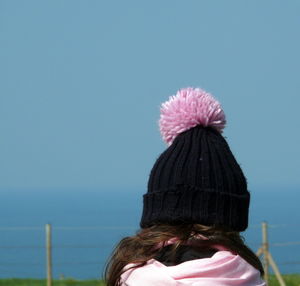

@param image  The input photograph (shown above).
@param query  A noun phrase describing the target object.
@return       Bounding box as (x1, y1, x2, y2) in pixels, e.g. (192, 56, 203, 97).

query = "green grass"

(268, 274, 300, 286)
(0, 279, 105, 286)
(0, 275, 300, 286)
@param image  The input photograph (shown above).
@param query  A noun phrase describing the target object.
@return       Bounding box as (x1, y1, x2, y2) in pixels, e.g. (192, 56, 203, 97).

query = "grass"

(269, 274, 300, 286)
(0, 275, 300, 286)
(0, 279, 105, 286)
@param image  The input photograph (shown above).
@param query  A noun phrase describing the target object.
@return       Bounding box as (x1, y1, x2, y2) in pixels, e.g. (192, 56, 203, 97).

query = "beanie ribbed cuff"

(140, 186, 250, 232)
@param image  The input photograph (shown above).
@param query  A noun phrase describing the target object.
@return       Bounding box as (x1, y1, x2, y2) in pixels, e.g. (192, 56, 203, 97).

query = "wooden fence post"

(262, 221, 269, 285)
(46, 223, 52, 286)
(257, 222, 286, 286)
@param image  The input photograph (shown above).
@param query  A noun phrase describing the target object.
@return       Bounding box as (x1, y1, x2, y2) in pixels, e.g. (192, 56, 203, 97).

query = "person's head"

(105, 87, 262, 285)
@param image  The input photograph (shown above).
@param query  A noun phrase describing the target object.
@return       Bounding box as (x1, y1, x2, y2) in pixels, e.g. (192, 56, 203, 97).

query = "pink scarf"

(120, 250, 266, 286)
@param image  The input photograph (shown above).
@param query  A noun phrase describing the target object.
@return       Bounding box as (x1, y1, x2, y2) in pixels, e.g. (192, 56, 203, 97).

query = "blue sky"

(1, 0, 299, 193)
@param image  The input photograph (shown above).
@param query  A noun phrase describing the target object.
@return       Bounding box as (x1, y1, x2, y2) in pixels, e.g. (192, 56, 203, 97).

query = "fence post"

(257, 221, 286, 286)
(268, 252, 286, 286)
(46, 223, 52, 286)
(262, 222, 269, 285)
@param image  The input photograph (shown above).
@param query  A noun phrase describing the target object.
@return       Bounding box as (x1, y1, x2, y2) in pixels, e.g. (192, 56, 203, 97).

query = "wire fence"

(0, 223, 299, 278)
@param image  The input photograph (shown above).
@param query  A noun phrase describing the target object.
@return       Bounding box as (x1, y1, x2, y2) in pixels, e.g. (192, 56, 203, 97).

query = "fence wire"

(0, 223, 300, 275)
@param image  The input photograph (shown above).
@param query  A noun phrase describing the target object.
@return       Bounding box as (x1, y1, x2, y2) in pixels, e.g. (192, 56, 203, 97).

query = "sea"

(0, 187, 299, 279)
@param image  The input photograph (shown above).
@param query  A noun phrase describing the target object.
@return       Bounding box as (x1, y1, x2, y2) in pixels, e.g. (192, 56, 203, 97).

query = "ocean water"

(0, 188, 299, 279)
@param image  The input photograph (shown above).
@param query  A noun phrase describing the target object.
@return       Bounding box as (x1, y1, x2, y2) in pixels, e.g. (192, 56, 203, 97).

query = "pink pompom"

(159, 87, 226, 145)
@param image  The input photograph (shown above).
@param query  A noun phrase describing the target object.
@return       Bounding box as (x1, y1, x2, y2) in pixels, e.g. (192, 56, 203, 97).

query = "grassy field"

(269, 274, 300, 286)
(0, 279, 105, 286)
(1, 275, 300, 286)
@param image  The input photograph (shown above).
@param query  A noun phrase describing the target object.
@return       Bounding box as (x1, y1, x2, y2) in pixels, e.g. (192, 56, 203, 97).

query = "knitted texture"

(160, 87, 226, 145)
(140, 88, 250, 231)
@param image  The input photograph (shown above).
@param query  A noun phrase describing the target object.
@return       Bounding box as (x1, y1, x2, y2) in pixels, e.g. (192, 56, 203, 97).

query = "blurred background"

(0, 0, 299, 279)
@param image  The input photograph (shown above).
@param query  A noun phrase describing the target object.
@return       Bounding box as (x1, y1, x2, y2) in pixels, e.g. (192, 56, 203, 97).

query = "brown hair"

(105, 224, 263, 286)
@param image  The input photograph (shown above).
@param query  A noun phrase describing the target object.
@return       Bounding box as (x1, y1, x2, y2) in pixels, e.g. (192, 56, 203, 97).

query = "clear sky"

(1, 0, 299, 193)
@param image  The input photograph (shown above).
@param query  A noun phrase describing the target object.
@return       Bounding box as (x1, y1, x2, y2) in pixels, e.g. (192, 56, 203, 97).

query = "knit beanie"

(140, 87, 250, 231)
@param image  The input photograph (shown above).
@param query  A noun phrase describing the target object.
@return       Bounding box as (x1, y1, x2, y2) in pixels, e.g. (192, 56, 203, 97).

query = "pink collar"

(121, 250, 266, 286)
